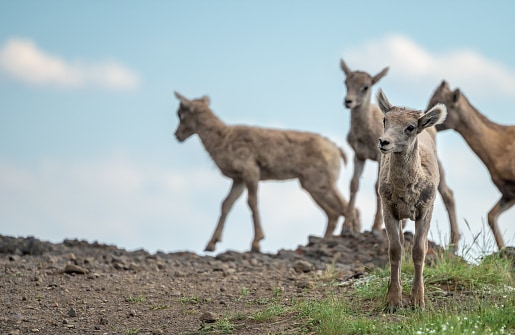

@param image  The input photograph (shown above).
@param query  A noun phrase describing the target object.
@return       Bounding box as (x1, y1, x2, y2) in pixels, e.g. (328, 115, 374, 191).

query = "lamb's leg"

(301, 173, 352, 237)
(384, 210, 403, 312)
(411, 210, 432, 308)
(487, 197, 515, 250)
(310, 188, 344, 237)
(371, 165, 383, 235)
(437, 159, 460, 249)
(204, 181, 245, 252)
(342, 156, 365, 234)
(244, 169, 264, 253)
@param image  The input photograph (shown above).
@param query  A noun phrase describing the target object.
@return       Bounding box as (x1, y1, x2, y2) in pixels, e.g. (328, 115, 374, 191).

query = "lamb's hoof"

(340, 226, 356, 237)
(250, 243, 261, 253)
(383, 303, 399, 314)
(204, 243, 216, 252)
(372, 229, 385, 240)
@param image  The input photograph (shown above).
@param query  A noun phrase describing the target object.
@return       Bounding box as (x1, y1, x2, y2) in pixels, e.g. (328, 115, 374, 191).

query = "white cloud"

(343, 34, 515, 98)
(0, 38, 140, 90)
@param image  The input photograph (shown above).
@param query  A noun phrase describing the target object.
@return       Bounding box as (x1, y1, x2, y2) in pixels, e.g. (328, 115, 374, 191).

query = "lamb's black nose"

(378, 138, 389, 147)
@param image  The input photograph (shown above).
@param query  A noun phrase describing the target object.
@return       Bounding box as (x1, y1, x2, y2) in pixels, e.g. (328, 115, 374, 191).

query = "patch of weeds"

(237, 286, 249, 301)
(180, 295, 200, 304)
(126, 295, 145, 303)
(250, 304, 285, 322)
(125, 328, 140, 335)
(273, 286, 284, 298)
(199, 317, 235, 334)
(233, 311, 246, 321)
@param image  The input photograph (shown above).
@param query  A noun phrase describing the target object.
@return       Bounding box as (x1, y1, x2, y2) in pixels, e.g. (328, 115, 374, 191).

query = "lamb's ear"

(452, 89, 461, 104)
(418, 103, 447, 132)
(200, 95, 211, 105)
(340, 58, 351, 76)
(372, 67, 389, 85)
(174, 91, 189, 104)
(376, 89, 392, 115)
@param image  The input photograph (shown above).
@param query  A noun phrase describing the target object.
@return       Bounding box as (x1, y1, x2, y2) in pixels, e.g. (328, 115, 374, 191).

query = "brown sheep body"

(174, 92, 353, 252)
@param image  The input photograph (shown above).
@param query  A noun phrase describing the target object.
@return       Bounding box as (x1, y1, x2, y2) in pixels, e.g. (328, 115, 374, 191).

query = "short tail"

(339, 147, 348, 166)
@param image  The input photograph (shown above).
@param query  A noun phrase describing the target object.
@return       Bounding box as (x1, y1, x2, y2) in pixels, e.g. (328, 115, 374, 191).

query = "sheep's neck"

(454, 101, 501, 170)
(196, 111, 229, 158)
(350, 100, 373, 126)
(388, 142, 422, 185)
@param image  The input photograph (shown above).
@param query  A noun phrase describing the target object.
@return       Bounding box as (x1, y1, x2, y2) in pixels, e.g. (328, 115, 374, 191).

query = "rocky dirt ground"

(0, 232, 442, 334)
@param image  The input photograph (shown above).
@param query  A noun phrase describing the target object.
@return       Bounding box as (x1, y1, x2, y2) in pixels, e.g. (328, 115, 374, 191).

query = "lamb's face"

(174, 102, 198, 142)
(378, 109, 421, 154)
(376, 89, 446, 154)
(174, 93, 210, 142)
(343, 71, 374, 109)
(428, 81, 461, 132)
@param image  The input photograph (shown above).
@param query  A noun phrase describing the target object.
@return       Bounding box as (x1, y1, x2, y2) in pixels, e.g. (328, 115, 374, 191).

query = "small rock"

(199, 311, 217, 323)
(98, 317, 108, 325)
(67, 307, 77, 317)
(8, 255, 21, 262)
(63, 264, 88, 275)
(293, 260, 314, 273)
(296, 278, 316, 289)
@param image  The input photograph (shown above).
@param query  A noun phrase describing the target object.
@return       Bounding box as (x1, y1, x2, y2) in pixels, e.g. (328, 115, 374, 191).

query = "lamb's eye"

(406, 125, 415, 132)
(362, 86, 369, 92)
(382, 118, 386, 127)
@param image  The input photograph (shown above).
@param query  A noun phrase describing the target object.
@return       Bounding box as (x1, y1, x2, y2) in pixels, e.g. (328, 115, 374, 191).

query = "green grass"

(125, 295, 146, 303)
(195, 230, 515, 334)
(294, 250, 515, 335)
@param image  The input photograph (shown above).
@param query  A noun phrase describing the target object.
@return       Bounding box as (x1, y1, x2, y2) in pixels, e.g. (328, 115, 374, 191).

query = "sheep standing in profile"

(428, 81, 515, 250)
(174, 92, 354, 252)
(376, 90, 447, 311)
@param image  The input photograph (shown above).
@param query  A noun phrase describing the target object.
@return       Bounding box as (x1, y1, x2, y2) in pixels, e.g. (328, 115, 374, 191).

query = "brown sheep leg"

(411, 211, 431, 308)
(244, 171, 264, 253)
(437, 159, 460, 249)
(342, 156, 365, 234)
(487, 197, 515, 250)
(371, 175, 384, 234)
(384, 211, 403, 312)
(205, 181, 245, 252)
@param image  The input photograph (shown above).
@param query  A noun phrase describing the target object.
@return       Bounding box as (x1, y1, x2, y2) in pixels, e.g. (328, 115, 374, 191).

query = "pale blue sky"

(1, 1, 514, 256)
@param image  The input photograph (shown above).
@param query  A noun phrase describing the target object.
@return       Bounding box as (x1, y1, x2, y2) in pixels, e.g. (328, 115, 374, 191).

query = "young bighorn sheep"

(377, 90, 447, 311)
(340, 59, 460, 247)
(174, 92, 354, 252)
(428, 81, 515, 250)
(339, 59, 388, 234)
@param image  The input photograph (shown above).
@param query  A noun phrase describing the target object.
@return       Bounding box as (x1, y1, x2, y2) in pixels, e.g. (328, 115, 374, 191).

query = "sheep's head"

(377, 89, 447, 154)
(427, 80, 464, 132)
(340, 58, 389, 109)
(174, 92, 211, 142)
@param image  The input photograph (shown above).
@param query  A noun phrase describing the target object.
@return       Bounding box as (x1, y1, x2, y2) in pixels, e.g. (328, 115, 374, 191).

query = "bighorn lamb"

(174, 92, 353, 252)
(428, 81, 515, 250)
(377, 89, 447, 310)
(340, 59, 460, 247)
(339, 58, 388, 234)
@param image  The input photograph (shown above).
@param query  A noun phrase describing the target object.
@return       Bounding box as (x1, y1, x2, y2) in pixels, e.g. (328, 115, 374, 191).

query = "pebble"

(199, 311, 217, 323)
(67, 307, 77, 317)
(63, 264, 88, 275)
